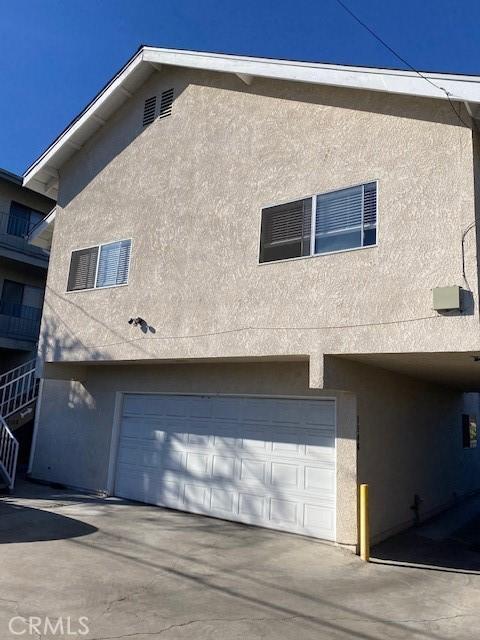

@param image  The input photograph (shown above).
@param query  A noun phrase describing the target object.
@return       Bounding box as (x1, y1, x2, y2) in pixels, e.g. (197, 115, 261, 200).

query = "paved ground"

(1, 480, 480, 639)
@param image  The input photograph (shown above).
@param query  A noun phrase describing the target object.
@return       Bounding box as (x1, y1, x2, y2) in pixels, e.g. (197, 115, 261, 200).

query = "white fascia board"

(143, 47, 480, 103)
(28, 207, 56, 249)
(23, 46, 480, 195)
(23, 49, 145, 191)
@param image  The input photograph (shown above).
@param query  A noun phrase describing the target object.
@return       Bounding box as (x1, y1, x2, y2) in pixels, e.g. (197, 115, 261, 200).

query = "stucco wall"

(31, 357, 480, 545)
(30, 360, 358, 547)
(38, 67, 480, 368)
(325, 356, 480, 542)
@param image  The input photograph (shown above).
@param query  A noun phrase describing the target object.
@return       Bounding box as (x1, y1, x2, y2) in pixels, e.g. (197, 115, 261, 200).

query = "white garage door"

(114, 394, 336, 540)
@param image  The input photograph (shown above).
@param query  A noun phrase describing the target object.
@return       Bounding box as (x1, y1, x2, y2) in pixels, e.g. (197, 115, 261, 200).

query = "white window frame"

(259, 180, 378, 265)
(66, 238, 133, 293)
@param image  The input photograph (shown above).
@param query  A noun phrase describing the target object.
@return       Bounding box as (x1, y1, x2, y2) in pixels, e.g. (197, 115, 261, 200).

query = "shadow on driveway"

(0, 502, 97, 544)
(371, 498, 480, 575)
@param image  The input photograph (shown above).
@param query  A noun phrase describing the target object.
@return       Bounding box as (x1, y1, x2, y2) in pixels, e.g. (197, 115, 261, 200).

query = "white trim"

(65, 282, 129, 295)
(260, 178, 379, 211)
(258, 240, 377, 266)
(27, 378, 44, 474)
(115, 390, 337, 401)
(236, 73, 254, 86)
(106, 392, 124, 495)
(360, 183, 365, 246)
(309, 194, 317, 256)
(24, 49, 145, 190)
(27, 207, 56, 249)
(333, 395, 338, 543)
(23, 46, 480, 196)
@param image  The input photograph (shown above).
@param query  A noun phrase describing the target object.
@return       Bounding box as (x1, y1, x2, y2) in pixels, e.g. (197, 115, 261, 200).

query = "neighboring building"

(0, 168, 55, 372)
(23, 47, 480, 549)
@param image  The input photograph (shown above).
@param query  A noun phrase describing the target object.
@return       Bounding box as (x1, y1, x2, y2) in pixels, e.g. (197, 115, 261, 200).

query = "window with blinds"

(259, 198, 312, 263)
(67, 240, 131, 291)
(67, 246, 99, 291)
(259, 182, 377, 263)
(96, 240, 131, 288)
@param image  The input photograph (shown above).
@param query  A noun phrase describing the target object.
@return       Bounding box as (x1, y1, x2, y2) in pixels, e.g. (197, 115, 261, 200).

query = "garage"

(113, 393, 336, 540)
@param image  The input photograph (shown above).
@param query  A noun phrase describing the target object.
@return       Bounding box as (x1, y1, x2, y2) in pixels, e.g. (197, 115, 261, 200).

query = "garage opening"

(113, 393, 336, 540)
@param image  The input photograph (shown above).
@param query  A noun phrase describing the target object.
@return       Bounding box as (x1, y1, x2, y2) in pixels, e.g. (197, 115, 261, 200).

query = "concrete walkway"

(1, 480, 480, 639)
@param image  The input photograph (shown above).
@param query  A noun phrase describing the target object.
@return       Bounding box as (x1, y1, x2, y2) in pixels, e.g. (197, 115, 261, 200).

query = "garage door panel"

(271, 461, 300, 489)
(184, 483, 208, 509)
(212, 455, 236, 479)
(239, 458, 267, 483)
(210, 488, 237, 513)
(240, 433, 269, 451)
(269, 497, 298, 525)
(303, 503, 335, 534)
(115, 394, 336, 541)
(185, 452, 209, 475)
(305, 466, 335, 493)
(239, 492, 265, 519)
(213, 433, 238, 448)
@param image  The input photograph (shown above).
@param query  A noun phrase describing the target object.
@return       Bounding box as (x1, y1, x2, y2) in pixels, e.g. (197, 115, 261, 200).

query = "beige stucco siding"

(31, 361, 358, 546)
(327, 356, 480, 541)
(31, 359, 480, 546)
(38, 67, 479, 368)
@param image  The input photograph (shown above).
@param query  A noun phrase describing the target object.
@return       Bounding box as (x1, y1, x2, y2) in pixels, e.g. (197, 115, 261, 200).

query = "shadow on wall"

(39, 287, 160, 365)
(59, 65, 468, 210)
(59, 79, 187, 208)
(38, 298, 111, 365)
(0, 503, 97, 544)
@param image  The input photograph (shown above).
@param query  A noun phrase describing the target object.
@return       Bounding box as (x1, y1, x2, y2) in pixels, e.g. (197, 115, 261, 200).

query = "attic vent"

(159, 88, 174, 118)
(143, 96, 157, 126)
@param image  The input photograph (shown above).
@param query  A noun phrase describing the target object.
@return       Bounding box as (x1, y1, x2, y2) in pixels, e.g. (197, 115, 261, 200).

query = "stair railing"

(0, 359, 38, 489)
(0, 417, 19, 489)
(0, 358, 38, 420)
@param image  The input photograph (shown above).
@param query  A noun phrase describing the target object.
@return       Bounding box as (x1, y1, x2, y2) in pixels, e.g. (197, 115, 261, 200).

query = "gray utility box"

(432, 285, 462, 311)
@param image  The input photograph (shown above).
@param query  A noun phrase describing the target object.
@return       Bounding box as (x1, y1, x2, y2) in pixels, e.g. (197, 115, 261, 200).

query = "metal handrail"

(0, 416, 19, 489)
(0, 368, 39, 419)
(0, 359, 36, 388)
(0, 210, 49, 258)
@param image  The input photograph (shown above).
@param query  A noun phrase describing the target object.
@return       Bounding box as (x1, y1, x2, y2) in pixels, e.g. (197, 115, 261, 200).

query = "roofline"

(23, 46, 480, 196)
(24, 47, 144, 178)
(0, 167, 23, 186)
(27, 206, 56, 249)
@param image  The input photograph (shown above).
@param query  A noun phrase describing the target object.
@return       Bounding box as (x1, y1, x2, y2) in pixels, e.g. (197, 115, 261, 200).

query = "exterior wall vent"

(143, 96, 157, 126)
(159, 88, 174, 119)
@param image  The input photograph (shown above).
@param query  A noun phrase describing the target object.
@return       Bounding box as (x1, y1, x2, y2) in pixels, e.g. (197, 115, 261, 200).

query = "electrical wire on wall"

(334, 0, 471, 128)
(334, 0, 477, 292)
(43, 7, 479, 359)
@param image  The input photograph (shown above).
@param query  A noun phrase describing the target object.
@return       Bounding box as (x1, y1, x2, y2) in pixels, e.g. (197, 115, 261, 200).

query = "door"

(114, 394, 336, 540)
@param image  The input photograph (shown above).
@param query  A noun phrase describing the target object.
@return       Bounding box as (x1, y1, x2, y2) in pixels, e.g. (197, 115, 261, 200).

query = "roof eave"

(23, 46, 480, 197)
(28, 207, 56, 250)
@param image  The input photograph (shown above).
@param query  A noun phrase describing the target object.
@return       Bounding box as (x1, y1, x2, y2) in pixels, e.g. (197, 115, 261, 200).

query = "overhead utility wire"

(334, 0, 471, 128)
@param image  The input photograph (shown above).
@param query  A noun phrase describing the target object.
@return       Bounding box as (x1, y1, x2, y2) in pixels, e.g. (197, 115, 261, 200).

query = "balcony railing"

(0, 211, 49, 261)
(0, 302, 41, 343)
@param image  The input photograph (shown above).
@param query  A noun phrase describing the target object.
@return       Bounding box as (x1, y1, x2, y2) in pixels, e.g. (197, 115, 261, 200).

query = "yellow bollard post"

(359, 483, 370, 561)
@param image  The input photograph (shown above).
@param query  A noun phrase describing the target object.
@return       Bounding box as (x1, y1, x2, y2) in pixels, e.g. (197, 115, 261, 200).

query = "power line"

(334, 0, 471, 128)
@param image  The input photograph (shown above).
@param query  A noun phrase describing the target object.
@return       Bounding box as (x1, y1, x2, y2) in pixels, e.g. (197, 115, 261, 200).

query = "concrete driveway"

(1, 480, 480, 639)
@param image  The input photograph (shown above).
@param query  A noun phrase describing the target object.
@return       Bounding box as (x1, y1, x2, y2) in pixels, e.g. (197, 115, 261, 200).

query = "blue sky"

(0, 0, 478, 174)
